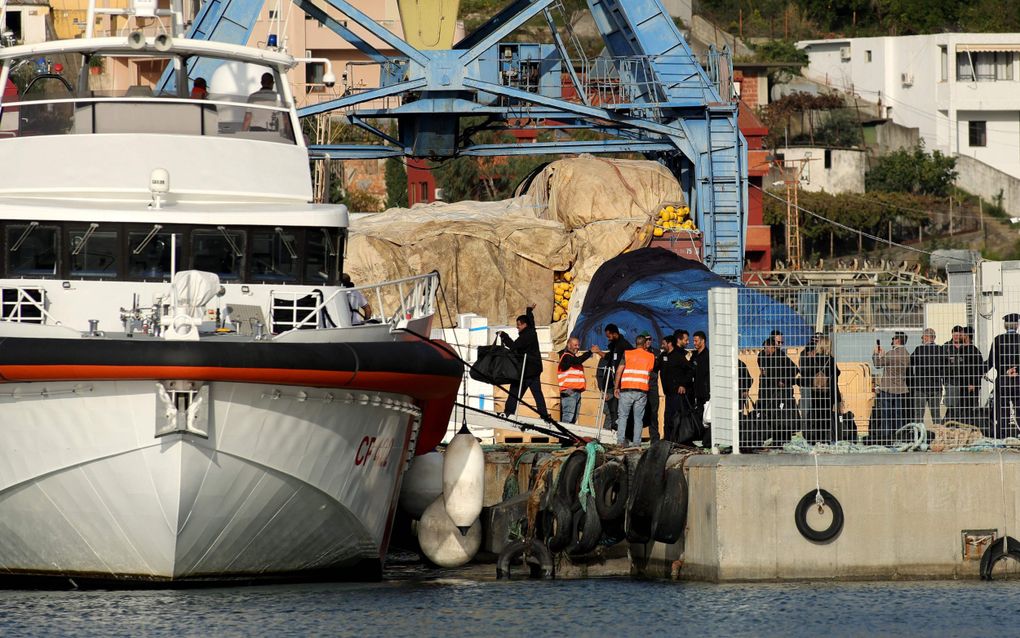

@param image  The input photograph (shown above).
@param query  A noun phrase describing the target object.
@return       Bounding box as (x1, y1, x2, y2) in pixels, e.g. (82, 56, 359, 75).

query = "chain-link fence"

(705, 283, 1019, 450)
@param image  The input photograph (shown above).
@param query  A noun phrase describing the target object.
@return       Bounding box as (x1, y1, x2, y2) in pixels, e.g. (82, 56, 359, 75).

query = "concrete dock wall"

(664, 453, 1020, 581)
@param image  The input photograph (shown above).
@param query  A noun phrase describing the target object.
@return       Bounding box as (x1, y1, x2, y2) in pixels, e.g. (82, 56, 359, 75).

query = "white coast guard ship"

(0, 0, 461, 583)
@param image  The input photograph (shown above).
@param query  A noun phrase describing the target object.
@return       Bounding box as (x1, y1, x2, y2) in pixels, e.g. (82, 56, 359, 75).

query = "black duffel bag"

(671, 395, 704, 445)
(470, 340, 522, 386)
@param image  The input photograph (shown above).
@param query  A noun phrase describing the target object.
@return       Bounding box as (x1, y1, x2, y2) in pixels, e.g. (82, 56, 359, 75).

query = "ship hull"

(0, 378, 426, 583)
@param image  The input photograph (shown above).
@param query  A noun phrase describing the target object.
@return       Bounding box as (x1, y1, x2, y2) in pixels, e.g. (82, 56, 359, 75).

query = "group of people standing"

(871, 315, 1020, 441)
(751, 330, 841, 446)
(559, 324, 710, 447)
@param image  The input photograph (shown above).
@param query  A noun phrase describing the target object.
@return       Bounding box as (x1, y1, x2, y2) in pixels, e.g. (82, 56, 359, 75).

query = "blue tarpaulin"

(572, 248, 812, 349)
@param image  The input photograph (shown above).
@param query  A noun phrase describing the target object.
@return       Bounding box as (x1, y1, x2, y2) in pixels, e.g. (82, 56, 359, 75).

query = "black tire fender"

(567, 493, 603, 556)
(496, 539, 555, 580)
(556, 450, 589, 507)
(794, 489, 844, 543)
(544, 494, 575, 553)
(652, 466, 689, 544)
(628, 440, 672, 520)
(980, 536, 1020, 580)
(593, 461, 629, 522)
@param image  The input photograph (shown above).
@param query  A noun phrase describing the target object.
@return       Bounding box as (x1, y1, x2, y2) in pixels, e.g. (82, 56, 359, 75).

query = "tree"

(866, 147, 957, 196)
(384, 158, 408, 209)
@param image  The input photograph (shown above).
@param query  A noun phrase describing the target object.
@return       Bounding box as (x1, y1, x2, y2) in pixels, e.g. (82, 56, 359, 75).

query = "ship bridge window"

(251, 227, 299, 282)
(6, 223, 59, 277)
(70, 225, 119, 278)
(128, 226, 181, 281)
(304, 228, 342, 284)
(191, 228, 246, 281)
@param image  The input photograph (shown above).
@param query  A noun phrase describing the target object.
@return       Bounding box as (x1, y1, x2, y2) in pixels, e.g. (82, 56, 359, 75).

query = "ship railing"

(287, 271, 440, 332)
(0, 286, 60, 326)
(0, 96, 297, 144)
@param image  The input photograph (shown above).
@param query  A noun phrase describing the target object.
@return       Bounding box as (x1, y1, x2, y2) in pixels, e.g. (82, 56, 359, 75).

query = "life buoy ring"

(496, 539, 554, 579)
(652, 465, 688, 544)
(567, 493, 602, 556)
(593, 461, 628, 522)
(980, 536, 1020, 580)
(794, 489, 844, 543)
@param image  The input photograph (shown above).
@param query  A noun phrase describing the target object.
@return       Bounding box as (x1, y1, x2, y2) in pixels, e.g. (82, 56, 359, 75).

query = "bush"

(866, 146, 957, 196)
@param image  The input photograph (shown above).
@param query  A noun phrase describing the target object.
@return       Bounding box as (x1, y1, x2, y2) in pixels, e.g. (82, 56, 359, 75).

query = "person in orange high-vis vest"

(557, 336, 599, 424)
(614, 335, 656, 445)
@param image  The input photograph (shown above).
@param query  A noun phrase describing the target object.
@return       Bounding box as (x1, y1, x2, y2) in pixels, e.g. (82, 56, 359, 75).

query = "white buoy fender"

(442, 428, 485, 533)
(417, 496, 482, 568)
(399, 451, 444, 519)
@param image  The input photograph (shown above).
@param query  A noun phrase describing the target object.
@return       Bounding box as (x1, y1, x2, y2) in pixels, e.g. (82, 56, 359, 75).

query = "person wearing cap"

(988, 313, 1020, 437)
(873, 332, 910, 444)
(909, 327, 945, 426)
(942, 325, 966, 417)
(641, 333, 661, 443)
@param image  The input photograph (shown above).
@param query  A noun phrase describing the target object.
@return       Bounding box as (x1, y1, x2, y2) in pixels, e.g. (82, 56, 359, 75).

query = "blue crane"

(165, 0, 747, 279)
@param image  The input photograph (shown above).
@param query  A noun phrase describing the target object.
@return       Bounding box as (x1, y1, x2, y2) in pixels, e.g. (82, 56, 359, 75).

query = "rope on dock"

(577, 441, 605, 512)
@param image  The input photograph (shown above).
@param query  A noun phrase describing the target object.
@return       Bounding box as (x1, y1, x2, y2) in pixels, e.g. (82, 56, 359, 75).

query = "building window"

(418, 182, 428, 202)
(305, 61, 325, 93)
(865, 50, 872, 62)
(268, 9, 277, 18)
(824, 149, 832, 169)
(940, 46, 948, 81)
(969, 120, 987, 147)
(957, 51, 1016, 82)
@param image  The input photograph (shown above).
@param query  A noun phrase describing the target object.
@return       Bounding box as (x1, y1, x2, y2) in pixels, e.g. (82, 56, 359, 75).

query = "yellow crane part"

(397, 0, 461, 50)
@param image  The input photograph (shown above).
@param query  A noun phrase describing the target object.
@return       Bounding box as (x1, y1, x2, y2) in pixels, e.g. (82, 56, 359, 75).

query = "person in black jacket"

(498, 304, 551, 421)
(988, 314, 1020, 437)
(757, 333, 800, 443)
(657, 334, 693, 441)
(690, 331, 711, 446)
(597, 324, 632, 431)
(642, 334, 661, 442)
(909, 328, 944, 425)
(944, 326, 986, 427)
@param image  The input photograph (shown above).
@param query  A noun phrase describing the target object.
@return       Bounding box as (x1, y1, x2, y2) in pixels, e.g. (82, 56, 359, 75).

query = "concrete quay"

(637, 452, 1020, 581)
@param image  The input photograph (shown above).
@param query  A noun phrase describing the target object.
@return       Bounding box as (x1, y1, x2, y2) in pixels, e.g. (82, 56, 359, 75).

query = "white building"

(778, 147, 867, 194)
(797, 34, 1020, 184)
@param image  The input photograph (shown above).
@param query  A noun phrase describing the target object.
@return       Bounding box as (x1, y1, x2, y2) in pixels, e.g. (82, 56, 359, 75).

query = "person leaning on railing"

(340, 273, 372, 326)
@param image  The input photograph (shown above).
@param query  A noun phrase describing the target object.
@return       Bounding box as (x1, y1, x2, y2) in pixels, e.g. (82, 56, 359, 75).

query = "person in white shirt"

(242, 73, 281, 131)
(341, 273, 371, 326)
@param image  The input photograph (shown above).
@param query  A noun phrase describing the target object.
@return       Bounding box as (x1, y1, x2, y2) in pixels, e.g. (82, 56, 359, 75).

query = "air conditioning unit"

(901, 72, 914, 86)
(839, 46, 851, 61)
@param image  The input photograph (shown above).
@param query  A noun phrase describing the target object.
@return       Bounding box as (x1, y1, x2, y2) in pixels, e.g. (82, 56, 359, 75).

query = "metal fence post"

(709, 287, 740, 452)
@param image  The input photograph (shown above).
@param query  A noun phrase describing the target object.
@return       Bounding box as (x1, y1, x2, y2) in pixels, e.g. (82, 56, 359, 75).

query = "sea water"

(1, 573, 1018, 637)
